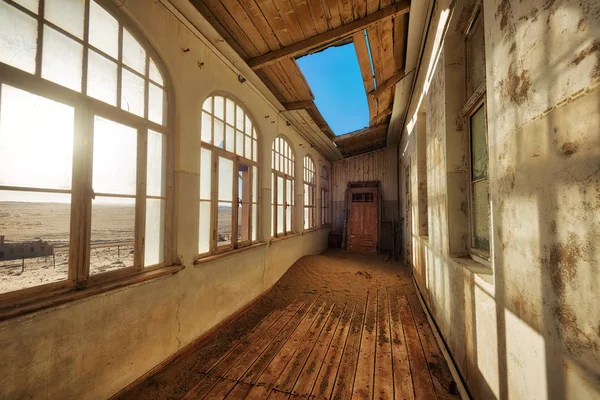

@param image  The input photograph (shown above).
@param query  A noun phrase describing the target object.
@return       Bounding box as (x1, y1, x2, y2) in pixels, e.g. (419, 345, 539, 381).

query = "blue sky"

(297, 44, 369, 135)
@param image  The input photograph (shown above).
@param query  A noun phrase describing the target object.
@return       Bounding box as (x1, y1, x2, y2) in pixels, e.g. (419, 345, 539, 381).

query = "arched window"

(303, 155, 316, 230)
(199, 95, 259, 254)
(0, 0, 170, 297)
(271, 136, 295, 237)
(321, 166, 330, 225)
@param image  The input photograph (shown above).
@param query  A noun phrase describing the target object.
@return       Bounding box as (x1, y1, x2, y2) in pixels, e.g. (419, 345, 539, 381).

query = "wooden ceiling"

(191, 0, 410, 157)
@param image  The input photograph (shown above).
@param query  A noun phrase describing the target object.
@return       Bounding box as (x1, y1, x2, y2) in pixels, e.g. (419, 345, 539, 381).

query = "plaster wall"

(397, 0, 600, 398)
(0, 1, 331, 399)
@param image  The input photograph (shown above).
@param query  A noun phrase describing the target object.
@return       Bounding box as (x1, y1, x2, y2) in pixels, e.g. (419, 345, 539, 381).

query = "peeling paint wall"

(0, 1, 331, 399)
(397, 0, 600, 398)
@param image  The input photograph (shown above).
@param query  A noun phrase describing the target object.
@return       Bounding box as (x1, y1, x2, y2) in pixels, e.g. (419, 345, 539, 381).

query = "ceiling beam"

(370, 107, 392, 124)
(282, 100, 314, 110)
(368, 69, 409, 99)
(334, 124, 388, 142)
(246, 1, 410, 70)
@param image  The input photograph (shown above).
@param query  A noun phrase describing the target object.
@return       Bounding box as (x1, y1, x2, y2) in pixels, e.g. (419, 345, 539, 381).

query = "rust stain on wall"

(560, 141, 580, 157)
(500, 63, 532, 106)
(495, 0, 515, 41)
(543, 233, 584, 298)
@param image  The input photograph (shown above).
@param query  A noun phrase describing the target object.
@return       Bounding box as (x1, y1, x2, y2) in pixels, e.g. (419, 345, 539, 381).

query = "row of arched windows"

(0, 0, 330, 300)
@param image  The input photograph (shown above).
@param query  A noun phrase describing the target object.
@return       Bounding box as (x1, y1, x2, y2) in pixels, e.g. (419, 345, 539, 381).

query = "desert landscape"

(0, 201, 135, 294)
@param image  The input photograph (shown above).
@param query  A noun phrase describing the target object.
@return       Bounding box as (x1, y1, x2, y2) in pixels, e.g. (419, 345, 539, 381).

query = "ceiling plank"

(254, 0, 294, 46)
(220, 0, 272, 54)
(237, 0, 284, 51)
(370, 106, 392, 123)
(272, 0, 307, 42)
(368, 68, 408, 99)
(289, 0, 318, 38)
(379, 18, 395, 79)
(246, 0, 410, 70)
(283, 100, 314, 110)
(393, 13, 408, 71)
(352, 31, 375, 120)
(322, 0, 342, 29)
(338, 0, 354, 24)
(333, 124, 387, 142)
(307, 0, 330, 34)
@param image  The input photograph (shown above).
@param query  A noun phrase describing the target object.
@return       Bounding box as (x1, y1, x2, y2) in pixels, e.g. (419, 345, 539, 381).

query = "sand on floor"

(118, 250, 430, 399)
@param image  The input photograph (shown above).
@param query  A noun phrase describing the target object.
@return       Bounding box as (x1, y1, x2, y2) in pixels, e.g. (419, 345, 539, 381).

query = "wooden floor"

(178, 289, 458, 399)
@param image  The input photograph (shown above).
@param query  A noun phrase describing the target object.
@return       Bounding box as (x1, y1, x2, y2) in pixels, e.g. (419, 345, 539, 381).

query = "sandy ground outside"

(118, 249, 455, 399)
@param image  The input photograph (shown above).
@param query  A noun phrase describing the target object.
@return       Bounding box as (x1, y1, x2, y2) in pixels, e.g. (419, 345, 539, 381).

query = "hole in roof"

(297, 43, 369, 136)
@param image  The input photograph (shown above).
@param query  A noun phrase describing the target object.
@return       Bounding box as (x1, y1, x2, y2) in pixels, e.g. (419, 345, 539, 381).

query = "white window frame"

(0, 0, 173, 306)
(320, 166, 330, 226)
(303, 155, 316, 230)
(271, 136, 295, 237)
(199, 94, 259, 255)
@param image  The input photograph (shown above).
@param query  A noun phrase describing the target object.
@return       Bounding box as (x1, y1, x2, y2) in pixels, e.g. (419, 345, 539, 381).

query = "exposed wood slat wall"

(331, 146, 398, 232)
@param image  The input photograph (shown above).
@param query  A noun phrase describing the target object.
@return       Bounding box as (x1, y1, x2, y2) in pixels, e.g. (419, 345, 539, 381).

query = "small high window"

(271, 136, 295, 237)
(199, 95, 259, 254)
(303, 155, 316, 230)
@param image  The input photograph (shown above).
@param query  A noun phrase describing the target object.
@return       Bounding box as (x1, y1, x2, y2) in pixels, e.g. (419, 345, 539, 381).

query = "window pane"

(89, 1, 118, 58)
(304, 208, 309, 230)
(286, 179, 292, 205)
(0, 2, 37, 74)
(244, 116, 252, 135)
(225, 98, 235, 125)
(245, 135, 252, 159)
(149, 58, 163, 86)
(0, 85, 74, 190)
(148, 83, 164, 125)
(239, 164, 250, 242)
(253, 139, 258, 162)
(0, 190, 70, 294)
(470, 105, 488, 180)
(200, 148, 212, 200)
(252, 204, 257, 241)
(147, 130, 166, 197)
(144, 198, 164, 266)
(277, 176, 284, 205)
(472, 180, 490, 252)
(202, 97, 212, 113)
(122, 29, 146, 74)
(198, 200, 210, 253)
(214, 119, 224, 149)
(252, 166, 258, 203)
(217, 202, 232, 247)
(286, 206, 291, 233)
(236, 130, 243, 156)
(121, 68, 145, 117)
(45, 0, 85, 39)
(201, 112, 212, 144)
(87, 49, 117, 105)
(214, 96, 224, 120)
(42, 26, 83, 92)
(14, 0, 38, 13)
(90, 196, 135, 275)
(236, 105, 244, 129)
(467, 15, 486, 97)
(277, 205, 283, 234)
(218, 157, 233, 201)
(225, 125, 234, 153)
(92, 116, 137, 195)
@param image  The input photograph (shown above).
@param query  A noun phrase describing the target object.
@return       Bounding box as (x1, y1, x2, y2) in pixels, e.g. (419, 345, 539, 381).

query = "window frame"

(0, 0, 174, 306)
(303, 155, 316, 230)
(271, 135, 295, 237)
(463, 3, 491, 262)
(198, 94, 260, 256)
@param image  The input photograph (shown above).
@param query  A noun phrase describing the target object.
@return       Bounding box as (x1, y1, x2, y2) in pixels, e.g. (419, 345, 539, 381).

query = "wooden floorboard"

(178, 292, 459, 400)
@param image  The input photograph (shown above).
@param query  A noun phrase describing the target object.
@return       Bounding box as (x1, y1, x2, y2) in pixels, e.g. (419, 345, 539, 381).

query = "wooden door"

(348, 188, 378, 252)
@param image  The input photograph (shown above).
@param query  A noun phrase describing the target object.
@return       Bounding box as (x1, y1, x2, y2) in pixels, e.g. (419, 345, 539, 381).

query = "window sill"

(0, 264, 184, 322)
(452, 255, 494, 285)
(194, 242, 267, 266)
(270, 233, 300, 243)
(302, 227, 321, 234)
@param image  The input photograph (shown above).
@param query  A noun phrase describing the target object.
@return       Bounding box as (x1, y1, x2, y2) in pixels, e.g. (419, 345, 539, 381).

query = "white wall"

(0, 1, 332, 399)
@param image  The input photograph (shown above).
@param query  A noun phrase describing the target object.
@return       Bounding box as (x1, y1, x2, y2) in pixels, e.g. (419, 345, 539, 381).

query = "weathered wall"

(397, 0, 600, 399)
(331, 146, 398, 233)
(0, 1, 331, 399)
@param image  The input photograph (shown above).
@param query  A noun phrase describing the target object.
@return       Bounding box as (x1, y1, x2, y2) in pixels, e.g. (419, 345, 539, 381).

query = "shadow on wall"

(408, 0, 600, 399)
